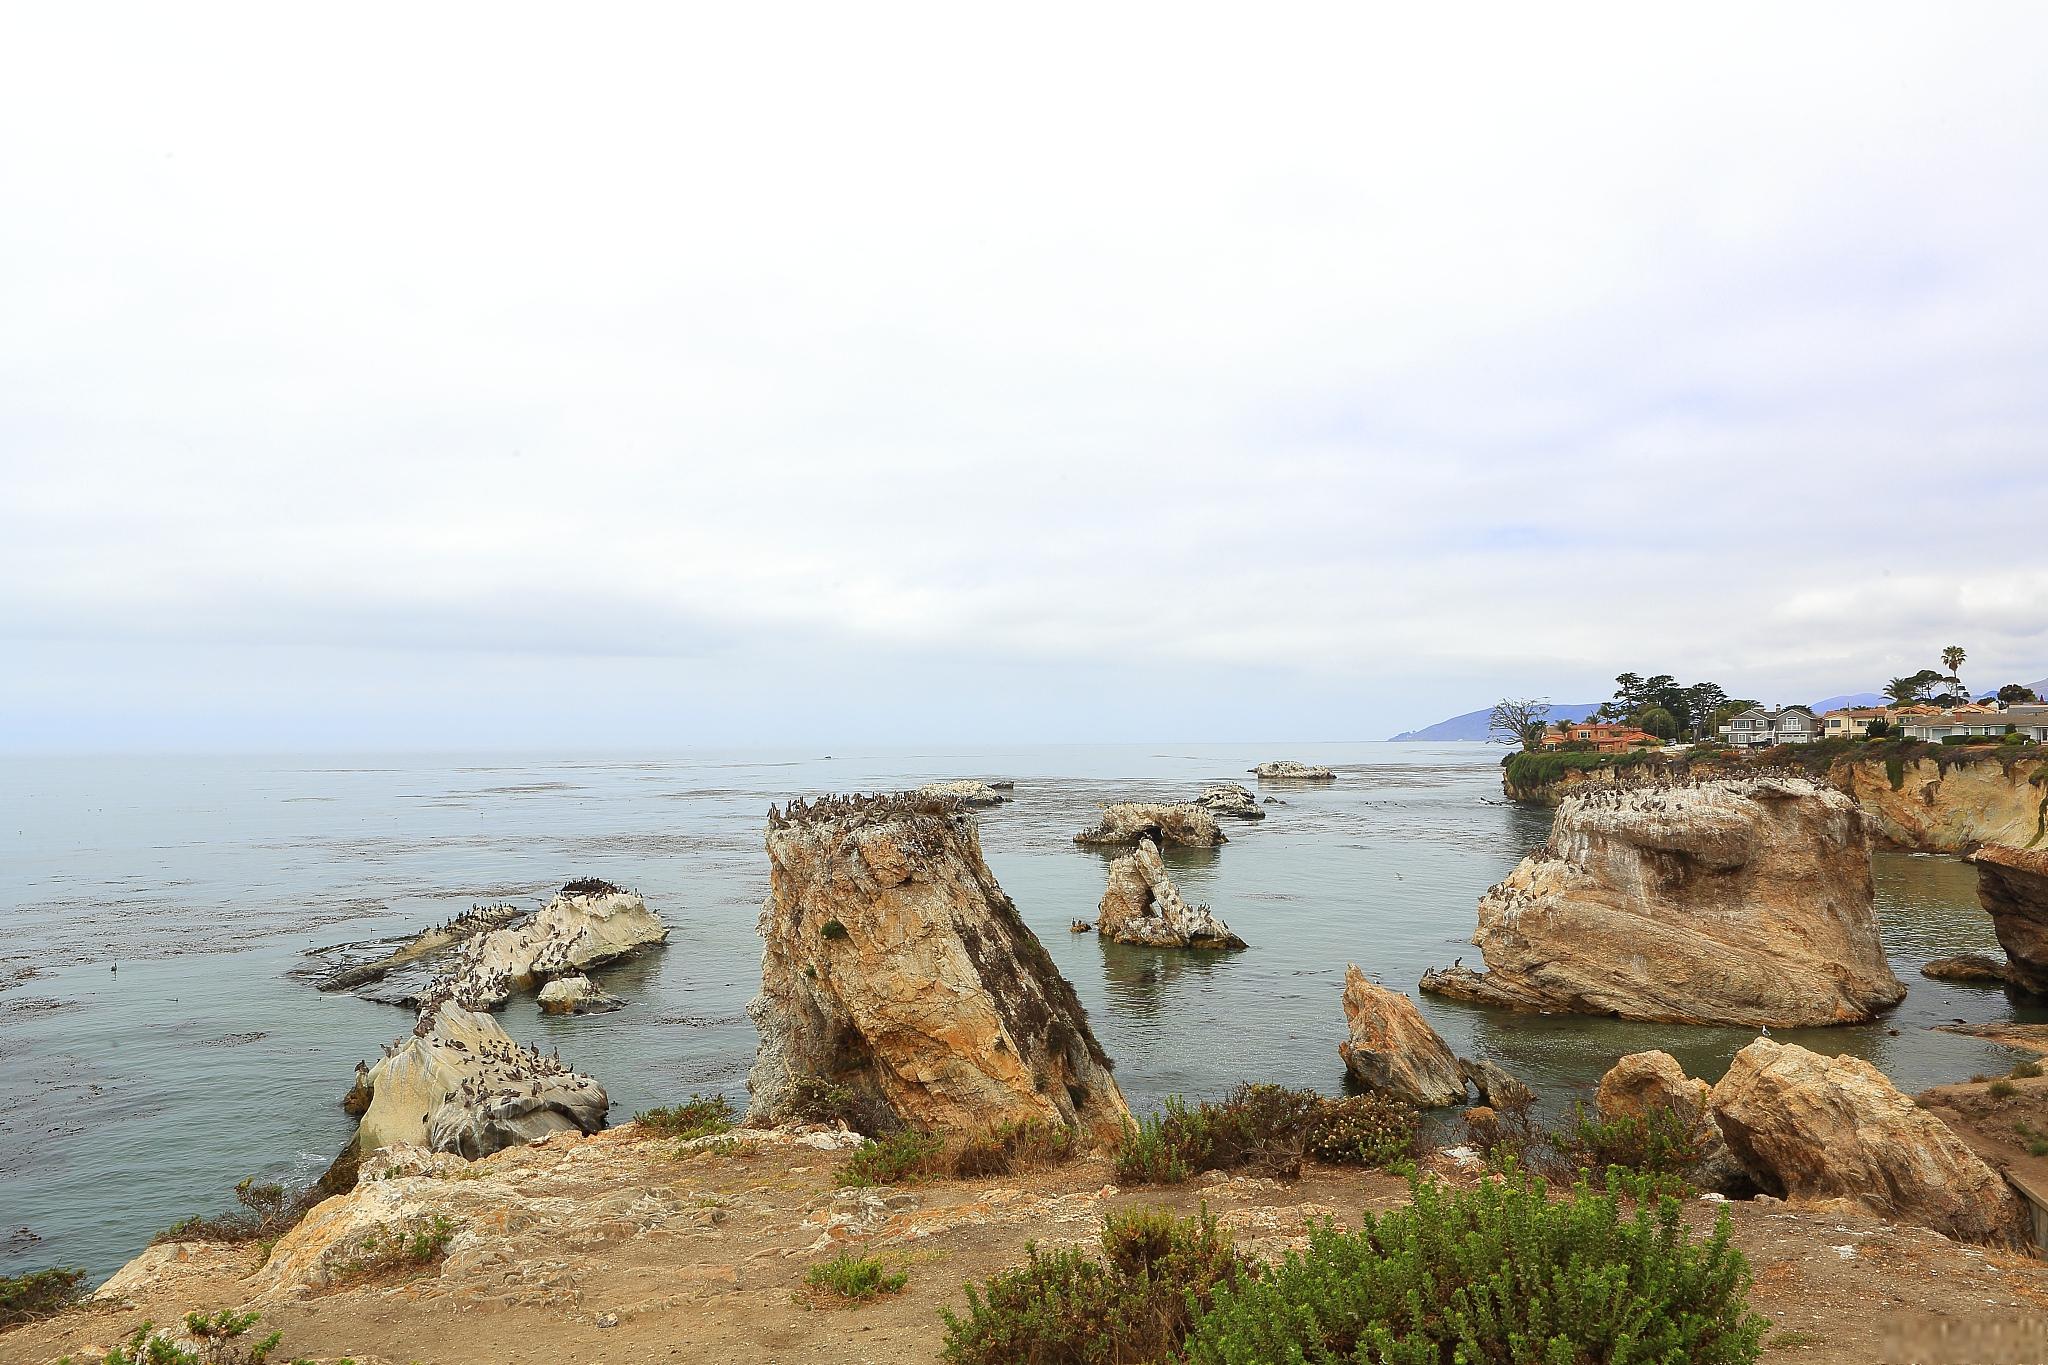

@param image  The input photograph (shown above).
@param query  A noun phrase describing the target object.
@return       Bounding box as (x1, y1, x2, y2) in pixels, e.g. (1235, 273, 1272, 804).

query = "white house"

(1719, 706, 1821, 748)
(1899, 705, 2048, 744)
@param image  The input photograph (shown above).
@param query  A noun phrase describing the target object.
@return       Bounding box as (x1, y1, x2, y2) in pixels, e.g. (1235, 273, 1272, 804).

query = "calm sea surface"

(3, 744, 2042, 1280)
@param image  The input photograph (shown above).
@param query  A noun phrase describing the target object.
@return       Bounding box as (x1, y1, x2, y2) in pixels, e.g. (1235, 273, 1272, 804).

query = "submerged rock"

(1072, 802, 1225, 849)
(916, 780, 1010, 808)
(1251, 761, 1335, 781)
(747, 793, 1129, 1143)
(1194, 783, 1265, 820)
(1594, 1050, 1748, 1195)
(1337, 966, 1465, 1106)
(1095, 836, 1245, 949)
(1920, 953, 2019, 986)
(537, 973, 623, 1015)
(1420, 778, 1904, 1027)
(351, 999, 607, 1159)
(1708, 1038, 2025, 1246)
(1974, 845, 2048, 994)
(446, 883, 667, 1010)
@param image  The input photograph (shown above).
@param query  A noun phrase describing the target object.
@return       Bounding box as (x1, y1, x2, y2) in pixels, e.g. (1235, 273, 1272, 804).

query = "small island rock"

(1337, 965, 1465, 1106)
(1193, 783, 1265, 820)
(537, 973, 623, 1015)
(1251, 761, 1336, 781)
(1072, 801, 1226, 849)
(916, 780, 1010, 808)
(1096, 836, 1245, 949)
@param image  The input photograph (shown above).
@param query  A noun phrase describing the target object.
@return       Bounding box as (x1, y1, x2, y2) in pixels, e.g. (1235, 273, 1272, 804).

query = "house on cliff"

(1900, 704, 2048, 743)
(1822, 707, 1891, 739)
(1719, 706, 1820, 748)
(1540, 722, 1661, 754)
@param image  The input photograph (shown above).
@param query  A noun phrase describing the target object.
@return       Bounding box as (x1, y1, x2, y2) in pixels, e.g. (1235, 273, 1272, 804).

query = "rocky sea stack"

(1193, 782, 1265, 820)
(1072, 801, 1226, 849)
(747, 792, 1129, 1143)
(1095, 835, 1245, 949)
(1421, 777, 1905, 1027)
(1974, 844, 2048, 994)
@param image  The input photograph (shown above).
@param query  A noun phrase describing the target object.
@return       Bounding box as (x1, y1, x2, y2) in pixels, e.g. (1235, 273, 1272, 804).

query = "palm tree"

(1941, 645, 1967, 699)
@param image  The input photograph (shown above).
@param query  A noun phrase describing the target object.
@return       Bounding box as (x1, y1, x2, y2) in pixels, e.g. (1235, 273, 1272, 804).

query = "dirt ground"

(7, 1120, 2048, 1365)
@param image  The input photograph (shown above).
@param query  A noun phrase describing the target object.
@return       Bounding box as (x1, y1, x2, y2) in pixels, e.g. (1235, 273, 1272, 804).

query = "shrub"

(635, 1095, 736, 1141)
(821, 918, 849, 940)
(1184, 1164, 1766, 1365)
(329, 1215, 455, 1283)
(2030, 1138, 2048, 1158)
(838, 1129, 946, 1187)
(804, 1250, 907, 1303)
(154, 1177, 309, 1247)
(2013, 1061, 2044, 1080)
(1, 1266, 85, 1327)
(60, 1310, 297, 1365)
(1988, 1079, 2017, 1099)
(1306, 1093, 1418, 1167)
(940, 1207, 1248, 1364)
(1203, 1084, 1324, 1178)
(1114, 1107, 1194, 1185)
(1549, 1103, 1705, 1195)
(952, 1118, 1077, 1178)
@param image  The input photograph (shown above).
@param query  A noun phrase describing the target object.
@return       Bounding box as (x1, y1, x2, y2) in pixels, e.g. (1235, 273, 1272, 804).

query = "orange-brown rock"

(1337, 965, 1465, 1106)
(1421, 778, 1904, 1027)
(1708, 1038, 2027, 1246)
(747, 793, 1128, 1144)
(1826, 751, 2047, 851)
(1974, 845, 2048, 994)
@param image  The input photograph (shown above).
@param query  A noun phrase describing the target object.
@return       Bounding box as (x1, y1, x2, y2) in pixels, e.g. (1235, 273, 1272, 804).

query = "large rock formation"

(1072, 802, 1225, 849)
(1708, 1038, 2026, 1246)
(1094, 837, 1245, 949)
(351, 998, 608, 1158)
(1975, 845, 2048, 994)
(1594, 1050, 1748, 1194)
(1337, 966, 1465, 1106)
(1251, 760, 1335, 780)
(747, 793, 1129, 1143)
(1194, 783, 1265, 820)
(445, 881, 667, 1010)
(1827, 751, 2047, 851)
(1420, 778, 1905, 1027)
(917, 780, 1010, 808)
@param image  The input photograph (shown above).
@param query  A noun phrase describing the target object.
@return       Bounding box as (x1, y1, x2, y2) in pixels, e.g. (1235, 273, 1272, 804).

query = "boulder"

(1974, 846, 2048, 994)
(1073, 802, 1226, 849)
(1707, 1038, 2027, 1245)
(1251, 761, 1335, 780)
(1337, 965, 1465, 1106)
(1594, 1050, 1748, 1194)
(1920, 953, 2018, 986)
(1459, 1057, 1533, 1111)
(446, 882, 667, 1010)
(536, 973, 623, 1015)
(351, 999, 608, 1158)
(1194, 783, 1265, 820)
(916, 780, 1010, 808)
(747, 793, 1129, 1143)
(1095, 837, 1245, 949)
(1420, 778, 1905, 1027)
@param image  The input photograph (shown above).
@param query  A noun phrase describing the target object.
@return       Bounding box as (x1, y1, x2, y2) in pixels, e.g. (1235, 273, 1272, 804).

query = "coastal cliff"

(746, 793, 1129, 1143)
(1422, 778, 1905, 1026)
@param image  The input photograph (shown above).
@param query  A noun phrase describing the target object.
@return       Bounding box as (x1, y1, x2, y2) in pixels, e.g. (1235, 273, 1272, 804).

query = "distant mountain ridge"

(1386, 679, 2046, 742)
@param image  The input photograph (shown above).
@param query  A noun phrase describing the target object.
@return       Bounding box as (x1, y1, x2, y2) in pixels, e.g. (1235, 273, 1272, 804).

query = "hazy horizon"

(6, 6, 2047, 752)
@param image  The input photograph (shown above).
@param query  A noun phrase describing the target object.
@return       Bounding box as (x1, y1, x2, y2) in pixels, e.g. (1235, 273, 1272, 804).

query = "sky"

(4, 4, 2047, 751)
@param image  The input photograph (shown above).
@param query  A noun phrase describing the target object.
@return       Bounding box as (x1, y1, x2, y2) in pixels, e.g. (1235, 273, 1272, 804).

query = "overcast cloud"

(4, 4, 2046, 750)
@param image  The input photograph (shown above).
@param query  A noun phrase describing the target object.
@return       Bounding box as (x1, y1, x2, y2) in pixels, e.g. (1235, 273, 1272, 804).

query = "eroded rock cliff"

(1095, 836, 1245, 949)
(1826, 750, 2047, 851)
(1420, 778, 1905, 1027)
(748, 793, 1129, 1143)
(1975, 845, 2048, 994)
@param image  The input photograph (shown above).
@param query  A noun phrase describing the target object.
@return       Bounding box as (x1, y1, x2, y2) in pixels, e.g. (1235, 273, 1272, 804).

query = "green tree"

(1636, 704, 1680, 740)
(1941, 645, 1967, 698)
(1997, 683, 2042, 705)
(1884, 671, 1944, 706)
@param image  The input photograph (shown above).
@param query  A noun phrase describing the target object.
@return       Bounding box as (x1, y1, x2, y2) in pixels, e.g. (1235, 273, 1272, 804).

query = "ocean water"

(2, 743, 2040, 1282)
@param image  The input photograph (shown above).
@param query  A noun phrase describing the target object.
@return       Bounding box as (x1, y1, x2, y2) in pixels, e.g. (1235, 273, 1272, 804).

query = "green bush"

(2013, 1061, 2044, 1079)
(154, 1177, 308, 1247)
(953, 1118, 1077, 1178)
(1, 1266, 85, 1327)
(940, 1207, 1247, 1364)
(1306, 1093, 1418, 1167)
(1503, 749, 1661, 789)
(60, 1310, 300, 1365)
(1989, 1079, 2016, 1099)
(635, 1095, 737, 1140)
(1550, 1103, 1705, 1196)
(1114, 1106, 1195, 1185)
(804, 1249, 907, 1302)
(1184, 1164, 1765, 1365)
(821, 918, 849, 940)
(838, 1129, 946, 1187)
